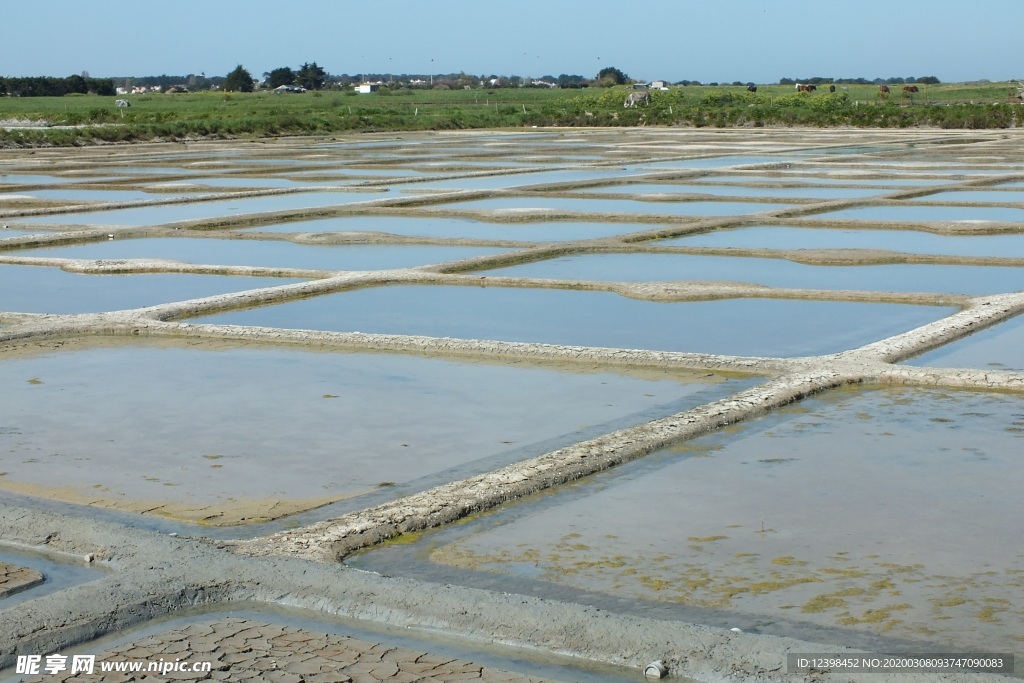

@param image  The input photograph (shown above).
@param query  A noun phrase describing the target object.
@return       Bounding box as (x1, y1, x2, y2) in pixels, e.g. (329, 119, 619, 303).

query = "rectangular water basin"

(913, 190, 1024, 204)
(481, 252, 1024, 295)
(905, 313, 1024, 371)
(817, 205, 1024, 223)
(0, 338, 741, 526)
(429, 196, 791, 217)
(406, 387, 1024, 654)
(15, 238, 511, 271)
(660, 225, 1024, 258)
(245, 215, 649, 241)
(576, 184, 888, 200)
(17, 191, 396, 227)
(400, 169, 637, 191)
(192, 285, 956, 357)
(0, 263, 303, 314)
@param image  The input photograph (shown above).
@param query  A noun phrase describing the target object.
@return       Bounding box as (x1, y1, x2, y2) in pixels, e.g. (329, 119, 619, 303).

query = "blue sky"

(4, 0, 1021, 84)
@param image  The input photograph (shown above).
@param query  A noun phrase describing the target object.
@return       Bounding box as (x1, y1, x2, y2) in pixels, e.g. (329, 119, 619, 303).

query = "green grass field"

(2, 81, 1021, 146)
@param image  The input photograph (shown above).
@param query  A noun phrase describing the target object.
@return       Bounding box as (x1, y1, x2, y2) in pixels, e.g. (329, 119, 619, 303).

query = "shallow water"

(0, 548, 104, 610)
(149, 177, 349, 190)
(694, 175, 946, 187)
(407, 387, 1024, 654)
(0, 264, 302, 314)
(661, 225, 1024, 257)
(906, 312, 1024, 371)
(481, 252, 1024, 295)
(194, 285, 955, 357)
(0, 174, 96, 185)
(18, 191, 395, 226)
(432, 195, 791, 216)
(635, 156, 792, 169)
(13, 188, 204, 203)
(15, 238, 510, 271)
(401, 169, 636, 191)
(245, 215, 649, 241)
(819, 205, 1024, 223)
(0, 342, 736, 524)
(915, 190, 1024, 204)
(577, 183, 888, 200)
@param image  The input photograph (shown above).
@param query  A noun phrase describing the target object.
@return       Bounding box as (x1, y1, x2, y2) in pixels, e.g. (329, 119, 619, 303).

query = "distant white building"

(356, 83, 379, 94)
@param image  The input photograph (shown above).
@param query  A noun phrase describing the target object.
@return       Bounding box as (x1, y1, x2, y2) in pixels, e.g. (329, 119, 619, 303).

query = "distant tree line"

(779, 76, 941, 85)
(0, 75, 115, 97)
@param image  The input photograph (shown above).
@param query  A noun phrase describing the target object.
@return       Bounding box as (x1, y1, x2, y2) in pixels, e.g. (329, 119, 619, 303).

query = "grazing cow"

(829, 84, 836, 93)
(902, 85, 919, 93)
(878, 85, 891, 94)
(114, 99, 131, 107)
(796, 84, 816, 93)
(747, 85, 757, 92)
(624, 91, 651, 108)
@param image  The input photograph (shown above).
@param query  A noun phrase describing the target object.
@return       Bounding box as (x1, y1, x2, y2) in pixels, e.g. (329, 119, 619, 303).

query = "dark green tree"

(596, 66, 629, 86)
(223, 65, 254, 92)
(296, 62, 327, 90)
(265, 67, 296, 89)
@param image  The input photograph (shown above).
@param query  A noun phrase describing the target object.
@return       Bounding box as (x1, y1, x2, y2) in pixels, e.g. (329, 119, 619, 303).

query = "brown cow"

(829, 84, 836, 93)
(879, 84, 891, 94)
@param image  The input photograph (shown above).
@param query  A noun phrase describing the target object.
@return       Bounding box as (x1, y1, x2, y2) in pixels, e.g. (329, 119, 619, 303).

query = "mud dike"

(1, 129, 1021, 681)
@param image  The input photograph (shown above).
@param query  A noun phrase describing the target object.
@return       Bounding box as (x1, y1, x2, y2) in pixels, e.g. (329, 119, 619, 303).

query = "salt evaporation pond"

(0, 264, 302, 314)
(17, 191, 396, 226)
(481, 253, 1024, 295)
(817, 205, 1024, 223)
(577, 184, 887, 200)
(635, 156, 791, 169)
(245, 215, 646, 241)
(0, 340, 742, 526)
(694, 175, 947, 187)
(15, 239, 511, 271)
(400, 169, 637, 191)
(193, 285, 956, 357)
(399, 387, 1024, 655)
(906, 312, 1024, 371)
(661, 225, 1024, 258)
(15, 188, 204, 203)
(431, 196, 791, 217)
(914, 190, 1024, 204)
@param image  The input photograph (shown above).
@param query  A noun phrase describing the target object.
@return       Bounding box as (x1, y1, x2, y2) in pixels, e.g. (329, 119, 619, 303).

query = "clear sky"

(4, 0, 1021, 84)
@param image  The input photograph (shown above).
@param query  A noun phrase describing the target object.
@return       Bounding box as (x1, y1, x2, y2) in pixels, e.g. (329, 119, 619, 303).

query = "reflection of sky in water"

(0, 263, 302, 314)
(433, 196, 790, 216)
(662, 225, 1024, 257)
(245, 215, 644, 241)
(195, 285, 955, 357)
(820, 205, 1024, 222)
(700, 174, 946, 187)
(577, 183, 886, 199)
(18, 191, 395, 226)
(914, 190, 1024, 203)
(1, 174, 107, 185)
(907, 313, 1024, 371)
(401, 169, 635, 191)
(13, 188, 203, 202)
(636, 156, 793, 169)
(481, 253, 1024, 295)
(19, 239, 510, 271)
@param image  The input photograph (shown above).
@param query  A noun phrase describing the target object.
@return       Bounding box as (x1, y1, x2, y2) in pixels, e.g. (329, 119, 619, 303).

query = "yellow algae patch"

(0, 479, 353, 526)
(688, 535, 728, 542)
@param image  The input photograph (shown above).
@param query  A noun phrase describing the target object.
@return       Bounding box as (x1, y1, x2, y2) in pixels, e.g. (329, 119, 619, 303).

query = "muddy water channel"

(3, 129, 1024, 681)
(351, 387, 1024, 655)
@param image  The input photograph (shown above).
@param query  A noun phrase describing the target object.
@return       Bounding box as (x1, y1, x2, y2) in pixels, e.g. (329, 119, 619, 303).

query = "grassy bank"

(2, 82, 1022, 146)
